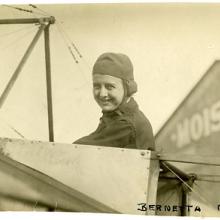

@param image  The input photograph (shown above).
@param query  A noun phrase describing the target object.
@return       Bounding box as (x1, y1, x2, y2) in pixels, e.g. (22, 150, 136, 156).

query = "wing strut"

(0, 17, 55, 141)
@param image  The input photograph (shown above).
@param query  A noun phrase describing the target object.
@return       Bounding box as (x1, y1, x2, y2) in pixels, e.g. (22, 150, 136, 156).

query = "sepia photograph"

(0, 1, 220, 218)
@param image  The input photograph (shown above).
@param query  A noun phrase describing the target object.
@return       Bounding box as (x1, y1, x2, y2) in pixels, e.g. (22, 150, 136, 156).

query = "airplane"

(0, 10, 220, 217)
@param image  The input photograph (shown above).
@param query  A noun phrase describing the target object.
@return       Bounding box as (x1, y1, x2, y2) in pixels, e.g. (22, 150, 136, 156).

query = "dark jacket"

(74, 98, 155, 150)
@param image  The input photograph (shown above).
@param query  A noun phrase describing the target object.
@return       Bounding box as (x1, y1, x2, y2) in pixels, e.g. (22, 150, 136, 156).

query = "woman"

(74, 52, 155, 150)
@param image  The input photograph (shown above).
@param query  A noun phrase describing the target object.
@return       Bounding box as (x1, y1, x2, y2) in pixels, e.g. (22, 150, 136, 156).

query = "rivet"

(140, 151, 145, 156)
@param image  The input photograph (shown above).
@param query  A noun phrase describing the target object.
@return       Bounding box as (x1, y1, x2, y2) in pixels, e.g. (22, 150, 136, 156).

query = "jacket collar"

(102, 97, 138, 117)
(117, 97, 138, 114)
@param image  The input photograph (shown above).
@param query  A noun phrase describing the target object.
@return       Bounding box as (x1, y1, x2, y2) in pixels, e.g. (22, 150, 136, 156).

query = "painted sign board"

(156, 61, 220, 216)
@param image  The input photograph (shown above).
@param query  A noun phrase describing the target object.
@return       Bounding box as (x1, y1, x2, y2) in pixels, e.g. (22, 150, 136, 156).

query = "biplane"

(0, 5, 220, 217)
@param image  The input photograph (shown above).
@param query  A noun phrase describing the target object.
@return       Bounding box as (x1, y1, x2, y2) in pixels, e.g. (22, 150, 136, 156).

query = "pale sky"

(0, 3, 220, 143)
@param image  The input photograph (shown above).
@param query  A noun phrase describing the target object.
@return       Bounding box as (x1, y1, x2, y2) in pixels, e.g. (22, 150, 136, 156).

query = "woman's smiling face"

(93, 74, 125, 112)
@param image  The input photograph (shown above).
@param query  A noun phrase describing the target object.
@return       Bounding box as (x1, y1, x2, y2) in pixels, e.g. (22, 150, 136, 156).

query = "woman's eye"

(93, 84, 100, 89)
(106, 85, 114, 90)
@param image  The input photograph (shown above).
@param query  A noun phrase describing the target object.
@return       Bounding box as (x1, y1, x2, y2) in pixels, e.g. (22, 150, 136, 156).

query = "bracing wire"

(0, 25, 38, 51)
(55, 22, 79, 64)
(2, 3, 84, 64)
(0, 24, 36, 39)
(197, 174, 220, 177)
(28, 4, 51, 17)
(72, 42, 82, 58)
(0, 4, 96, 140)
(159, 155, 220, 167)
(161, 162, 194, 195)
(0, 116, 25, 139)
(161, 162, 217, 211)
(68, 46, 79, 63)
(4, 3, 91, 84)
(0, 6, 42, 140)
(54, 23, 90, 85)
(29, 6, 92, 90)
(2, 4, 45, 17)
(57, 21, 83, 59)
(195, 174, 220, 183)
(55, 20, 92, 70)
(2, 4, 33, 14)
(52, 21, 98, 129)
(7, 124, 25, 139)
(1, 3, 89, 72)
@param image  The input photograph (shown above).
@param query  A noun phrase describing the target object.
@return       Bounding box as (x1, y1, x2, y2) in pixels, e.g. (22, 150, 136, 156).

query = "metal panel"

(0, 138, 159, 214)
(0, 153, 117, 212)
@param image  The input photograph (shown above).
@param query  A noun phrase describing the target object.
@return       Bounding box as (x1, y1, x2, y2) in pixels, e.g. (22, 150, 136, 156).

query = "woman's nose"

(99, 87, 108, 97)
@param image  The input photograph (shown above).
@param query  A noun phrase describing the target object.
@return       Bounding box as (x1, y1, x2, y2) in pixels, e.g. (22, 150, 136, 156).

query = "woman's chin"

(101, 106, 116, 112)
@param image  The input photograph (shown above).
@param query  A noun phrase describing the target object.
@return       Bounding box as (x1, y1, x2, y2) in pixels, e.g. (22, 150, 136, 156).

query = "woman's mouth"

(99, 99, 112, 105)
